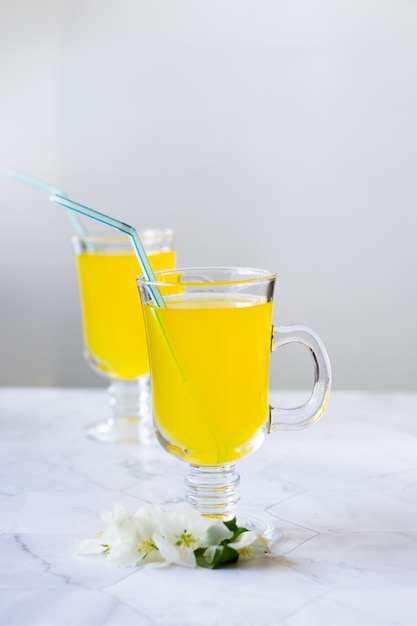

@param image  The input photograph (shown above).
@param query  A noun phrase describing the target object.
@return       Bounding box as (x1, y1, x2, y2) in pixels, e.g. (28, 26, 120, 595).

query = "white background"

(0, 0, 416, 390)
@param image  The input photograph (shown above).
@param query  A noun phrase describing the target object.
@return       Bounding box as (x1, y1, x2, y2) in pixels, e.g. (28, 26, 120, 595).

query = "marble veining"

(0, 388, 416, 625)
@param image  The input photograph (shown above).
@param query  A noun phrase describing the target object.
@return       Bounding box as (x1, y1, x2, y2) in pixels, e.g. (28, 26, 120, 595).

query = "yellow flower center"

(138, 538, 157, 557)
(176, 532, 196, 548)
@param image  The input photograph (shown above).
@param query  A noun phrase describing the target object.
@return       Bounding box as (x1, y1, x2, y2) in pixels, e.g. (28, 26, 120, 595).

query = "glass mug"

(137, 267, 331, 537)
(72, 229, 176, 444)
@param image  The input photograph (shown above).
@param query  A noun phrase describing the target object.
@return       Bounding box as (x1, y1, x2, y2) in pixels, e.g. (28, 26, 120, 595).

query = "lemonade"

(143, 294, 273, 465)
(76, 246, 175, 380)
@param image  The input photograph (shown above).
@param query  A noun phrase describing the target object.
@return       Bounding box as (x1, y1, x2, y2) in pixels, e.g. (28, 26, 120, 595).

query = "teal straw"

(51, 193, 221, 456)
(50, 193, 165, 308)
(5, 169, 89, 238)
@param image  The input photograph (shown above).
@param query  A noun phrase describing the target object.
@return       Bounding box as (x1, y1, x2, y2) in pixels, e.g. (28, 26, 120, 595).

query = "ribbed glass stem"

(185, 464, 240, 520)
(108, 377, 151, 421)
(85, 376, 152, 444)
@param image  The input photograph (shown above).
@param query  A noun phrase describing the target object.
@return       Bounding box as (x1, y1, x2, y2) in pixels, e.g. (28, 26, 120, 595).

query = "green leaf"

(194, 544, 239, 569)
(224, 518, 248, 542)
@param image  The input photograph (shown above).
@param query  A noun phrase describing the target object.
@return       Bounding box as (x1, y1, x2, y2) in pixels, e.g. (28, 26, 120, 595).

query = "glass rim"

(71, 228, 175, 244)
(136, 266, 277, 288)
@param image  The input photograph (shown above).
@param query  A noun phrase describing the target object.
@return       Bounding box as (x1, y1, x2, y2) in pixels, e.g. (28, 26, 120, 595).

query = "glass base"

(236, 510, 281, 544)
(85, 377, 153, 444)
(84, 416, 153, 445)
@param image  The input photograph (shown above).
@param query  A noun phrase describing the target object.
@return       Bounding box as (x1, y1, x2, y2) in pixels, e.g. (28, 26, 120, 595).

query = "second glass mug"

(137, 267, 331, 538)
(72, 229, 176, 444)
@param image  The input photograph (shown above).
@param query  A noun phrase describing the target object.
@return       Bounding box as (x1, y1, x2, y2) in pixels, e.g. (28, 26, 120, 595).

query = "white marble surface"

(0, 388, 416, 626)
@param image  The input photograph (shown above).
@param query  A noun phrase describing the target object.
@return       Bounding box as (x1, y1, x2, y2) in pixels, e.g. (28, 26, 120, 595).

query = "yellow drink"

(76, 247, 176, 380)
(143, 294, 273, 465)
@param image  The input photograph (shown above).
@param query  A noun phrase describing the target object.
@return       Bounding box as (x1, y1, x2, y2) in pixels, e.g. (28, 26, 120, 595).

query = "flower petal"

(228, 531, 259, 549)
(73, 538, 106, 555)
(101, 502, 131, 525)
(153, 533, 180, 562)
(228, 531, 270, 560)
(153, 533, 196, 568)
(202, 545, 218, 564)
(106, 542, 142, 567)
(204, 523, 234, 547)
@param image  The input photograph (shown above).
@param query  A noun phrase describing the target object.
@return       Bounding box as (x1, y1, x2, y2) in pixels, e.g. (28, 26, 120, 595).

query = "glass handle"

(270, 324, 331, 431)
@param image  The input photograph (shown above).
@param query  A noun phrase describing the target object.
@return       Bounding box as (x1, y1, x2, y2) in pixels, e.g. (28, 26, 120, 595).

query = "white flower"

(73, 537, 106, 555)
(106, 538, 164, 567)
(74, 503, 163, 567)
(228, 530, 270, 560)
(73, 503, 270, 568)
(152, 506, 232, 568)
(73, 502, 133, 556)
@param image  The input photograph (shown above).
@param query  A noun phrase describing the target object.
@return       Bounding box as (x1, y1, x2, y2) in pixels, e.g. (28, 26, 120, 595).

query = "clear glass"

(137, 267, 331, 539)
(72, 229, 176, 443)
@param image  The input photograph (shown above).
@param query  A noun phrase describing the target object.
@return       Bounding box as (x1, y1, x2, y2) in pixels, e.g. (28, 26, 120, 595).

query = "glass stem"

(105, 376, 152, 444)
(108, 377, 151, 421)
(184, 464, 240, 521)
